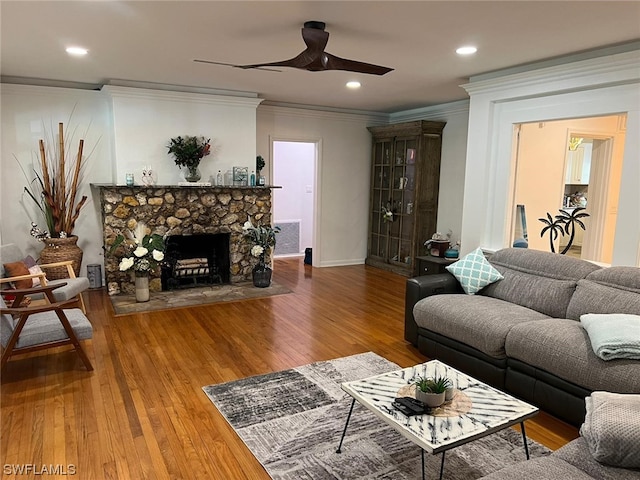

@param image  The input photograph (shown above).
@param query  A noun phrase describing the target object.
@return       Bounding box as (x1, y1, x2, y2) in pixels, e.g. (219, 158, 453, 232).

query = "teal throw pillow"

(445, 247, 503, 295)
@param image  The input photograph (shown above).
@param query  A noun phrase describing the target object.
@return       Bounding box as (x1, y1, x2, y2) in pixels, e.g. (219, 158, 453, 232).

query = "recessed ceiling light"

(456, 46, 477, 56)
(346, 81, 361, 89)
(66, 46, 88, 56)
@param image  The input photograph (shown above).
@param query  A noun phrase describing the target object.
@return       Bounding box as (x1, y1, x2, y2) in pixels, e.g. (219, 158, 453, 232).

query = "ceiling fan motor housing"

(304, 21, 326, 30)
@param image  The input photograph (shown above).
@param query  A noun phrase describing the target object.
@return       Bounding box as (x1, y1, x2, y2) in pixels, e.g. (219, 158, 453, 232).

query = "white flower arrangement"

(242, 219, 280, 260)
(109, 222, 165, 273)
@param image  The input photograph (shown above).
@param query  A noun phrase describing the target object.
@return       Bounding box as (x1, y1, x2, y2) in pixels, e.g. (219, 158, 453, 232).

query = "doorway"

(272, 140, 316, 260)
(510, 114, 625, 264)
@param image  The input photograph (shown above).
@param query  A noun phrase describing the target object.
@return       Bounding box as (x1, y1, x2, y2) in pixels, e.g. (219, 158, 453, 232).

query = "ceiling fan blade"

(323, 53, 393, 75)
(193, 59, 282, 72)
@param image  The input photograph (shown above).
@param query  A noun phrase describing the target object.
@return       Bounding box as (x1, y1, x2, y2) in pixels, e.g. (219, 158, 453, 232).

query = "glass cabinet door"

(370, 139, 392, 260)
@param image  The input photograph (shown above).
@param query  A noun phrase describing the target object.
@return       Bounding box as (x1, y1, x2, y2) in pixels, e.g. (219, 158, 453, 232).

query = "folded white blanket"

(580, 313, 640, 361)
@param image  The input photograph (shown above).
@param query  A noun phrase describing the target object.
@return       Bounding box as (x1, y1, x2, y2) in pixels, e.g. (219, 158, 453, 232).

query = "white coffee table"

(336, 359, 539, 479)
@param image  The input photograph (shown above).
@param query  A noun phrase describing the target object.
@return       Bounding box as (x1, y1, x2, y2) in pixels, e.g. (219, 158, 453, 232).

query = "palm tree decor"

(539, 207, 590, 254)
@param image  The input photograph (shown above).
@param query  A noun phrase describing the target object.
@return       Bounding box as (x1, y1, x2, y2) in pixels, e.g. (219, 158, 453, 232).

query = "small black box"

(304, 248, 312, 265)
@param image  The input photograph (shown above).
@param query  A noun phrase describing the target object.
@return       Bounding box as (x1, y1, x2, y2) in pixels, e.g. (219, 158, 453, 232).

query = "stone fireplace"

(97, 185, 275, 295)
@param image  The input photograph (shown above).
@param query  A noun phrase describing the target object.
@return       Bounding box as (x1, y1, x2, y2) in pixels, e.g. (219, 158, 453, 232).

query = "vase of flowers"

(242, 219, 280, 288)
(167, 135, 211, 182)
(109, 222, 165, 302)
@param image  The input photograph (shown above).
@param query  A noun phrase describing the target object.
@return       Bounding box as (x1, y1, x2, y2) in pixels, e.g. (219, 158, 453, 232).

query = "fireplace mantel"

(94, 184, 278, 295)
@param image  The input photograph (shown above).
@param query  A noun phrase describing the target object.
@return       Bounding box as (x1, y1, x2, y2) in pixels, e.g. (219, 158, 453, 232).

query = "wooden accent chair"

(0, 283, 93, 371)
(0, 243, 89, 313)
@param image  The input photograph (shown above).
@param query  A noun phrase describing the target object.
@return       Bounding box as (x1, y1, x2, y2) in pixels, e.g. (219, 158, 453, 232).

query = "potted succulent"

(167, 135, 211, 182)
(414, 375, 451, 408)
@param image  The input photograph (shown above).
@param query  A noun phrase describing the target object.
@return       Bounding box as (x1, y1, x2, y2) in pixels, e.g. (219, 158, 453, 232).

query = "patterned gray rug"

(203, 352, 551, 479)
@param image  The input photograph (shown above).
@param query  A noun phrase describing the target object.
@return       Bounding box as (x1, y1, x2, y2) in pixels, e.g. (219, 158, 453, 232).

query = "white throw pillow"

(445, 247, 503, 295)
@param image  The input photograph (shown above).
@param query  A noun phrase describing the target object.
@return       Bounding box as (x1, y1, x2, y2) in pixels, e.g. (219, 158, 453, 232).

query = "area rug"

(110, 281, 292, 315)
(202, 352, 551, 479)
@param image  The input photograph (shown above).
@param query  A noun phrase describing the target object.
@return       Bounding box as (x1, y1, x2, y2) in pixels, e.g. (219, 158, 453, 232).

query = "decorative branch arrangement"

(22, 122, 89, 237)
(539, 207, 590, 254)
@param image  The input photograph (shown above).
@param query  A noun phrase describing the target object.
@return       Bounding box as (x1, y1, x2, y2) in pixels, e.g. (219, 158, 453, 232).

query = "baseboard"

(318, 258, 366, 267)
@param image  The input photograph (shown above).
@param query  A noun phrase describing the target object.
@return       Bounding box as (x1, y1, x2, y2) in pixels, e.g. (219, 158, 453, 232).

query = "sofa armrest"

(404, 273, 462, 345)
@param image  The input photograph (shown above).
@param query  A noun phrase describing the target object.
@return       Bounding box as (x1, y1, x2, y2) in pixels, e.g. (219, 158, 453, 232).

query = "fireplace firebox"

(161, 234, 230, 290)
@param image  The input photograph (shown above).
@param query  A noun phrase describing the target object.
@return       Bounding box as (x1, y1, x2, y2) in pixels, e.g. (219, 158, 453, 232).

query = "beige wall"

(514, 115, 625, 262)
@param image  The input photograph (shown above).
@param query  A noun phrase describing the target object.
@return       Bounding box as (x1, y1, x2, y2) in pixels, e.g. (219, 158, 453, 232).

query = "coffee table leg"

(520, 422, 530, 460)
(336, 398, 356, 453)
(439, 451, 446, 480)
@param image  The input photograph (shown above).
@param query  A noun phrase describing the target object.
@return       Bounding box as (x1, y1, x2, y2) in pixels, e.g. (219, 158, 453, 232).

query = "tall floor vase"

(39, 235, 83, 279)
(135, 272, 150, 302)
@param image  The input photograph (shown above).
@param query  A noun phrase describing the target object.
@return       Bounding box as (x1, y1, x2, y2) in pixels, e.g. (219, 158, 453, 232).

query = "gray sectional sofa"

(405, 248, 640, 426)
(482, 436, 639, 480)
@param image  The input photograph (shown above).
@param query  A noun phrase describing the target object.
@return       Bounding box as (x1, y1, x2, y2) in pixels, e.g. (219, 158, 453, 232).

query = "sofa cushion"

(479, 456, 594, 480)
(505, 318, 640, 393)
(554, 437, 639, 479)
(580, 392, 640, 469)
(566, 267, 640, 320)
(481, 248, 600, 318)
(445, 247, 504, 294)
(414, 294, 549, 359)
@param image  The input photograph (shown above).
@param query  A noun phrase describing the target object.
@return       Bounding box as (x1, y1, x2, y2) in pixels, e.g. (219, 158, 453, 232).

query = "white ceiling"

(2, 1, 639, 113)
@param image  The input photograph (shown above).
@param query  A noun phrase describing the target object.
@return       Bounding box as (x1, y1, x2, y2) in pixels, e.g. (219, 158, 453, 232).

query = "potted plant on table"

(414, 375, 452, 408)
(109, 222, 165, 302)
(242, 219, 280, 288)
(167, 135, 211, 182)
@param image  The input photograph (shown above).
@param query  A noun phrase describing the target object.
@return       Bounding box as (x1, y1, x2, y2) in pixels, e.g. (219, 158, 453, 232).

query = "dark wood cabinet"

(365, 121, 446, 276)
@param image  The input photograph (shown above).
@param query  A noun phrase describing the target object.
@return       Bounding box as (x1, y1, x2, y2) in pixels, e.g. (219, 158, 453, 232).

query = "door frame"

(269, 135, 321, 266)
(564, 130, 615, 262)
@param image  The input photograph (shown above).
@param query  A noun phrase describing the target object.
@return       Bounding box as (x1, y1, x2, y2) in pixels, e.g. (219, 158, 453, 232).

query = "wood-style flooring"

(0, 259, 579, 479)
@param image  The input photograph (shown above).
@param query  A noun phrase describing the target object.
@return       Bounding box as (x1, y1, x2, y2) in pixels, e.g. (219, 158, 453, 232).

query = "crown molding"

(461, 49, 640, 99)
(390, 99, 470, 123)
(101, 85, 264, 108)
(257, 103, 388, 124)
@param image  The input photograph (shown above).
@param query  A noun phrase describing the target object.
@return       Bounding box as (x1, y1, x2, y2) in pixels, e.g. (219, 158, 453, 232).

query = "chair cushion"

(505, 318, 640, 393)
(413, 294, 548, 358)
(48, 278, 90, 302)
(14, 308, 93, 349)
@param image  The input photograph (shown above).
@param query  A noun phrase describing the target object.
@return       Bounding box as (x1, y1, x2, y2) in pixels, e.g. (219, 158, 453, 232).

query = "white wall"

(257, 106, 386, 267)
(2, 85, 470, 273)
(461, 49, 640, 266)
(273, 141, 315, 254)
(103, 86, 262, 185)
(0, 84, 113, 272)
(390, 100, 470, 248)
(1, 84, 263, 278)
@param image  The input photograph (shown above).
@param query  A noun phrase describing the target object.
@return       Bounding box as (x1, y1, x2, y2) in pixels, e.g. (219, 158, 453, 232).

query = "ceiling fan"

(194, 21, 393, 76)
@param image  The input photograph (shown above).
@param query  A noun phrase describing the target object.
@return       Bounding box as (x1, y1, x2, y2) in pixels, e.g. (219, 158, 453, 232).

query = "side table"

(415, 255, 456, 277)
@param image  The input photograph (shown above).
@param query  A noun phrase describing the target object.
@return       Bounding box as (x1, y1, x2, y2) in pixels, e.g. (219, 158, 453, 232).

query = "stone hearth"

(97, 185, 275, 295)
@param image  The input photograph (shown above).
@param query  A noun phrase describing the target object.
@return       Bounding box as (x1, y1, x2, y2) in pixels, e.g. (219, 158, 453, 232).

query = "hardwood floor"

(1, 259, 578, 479)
